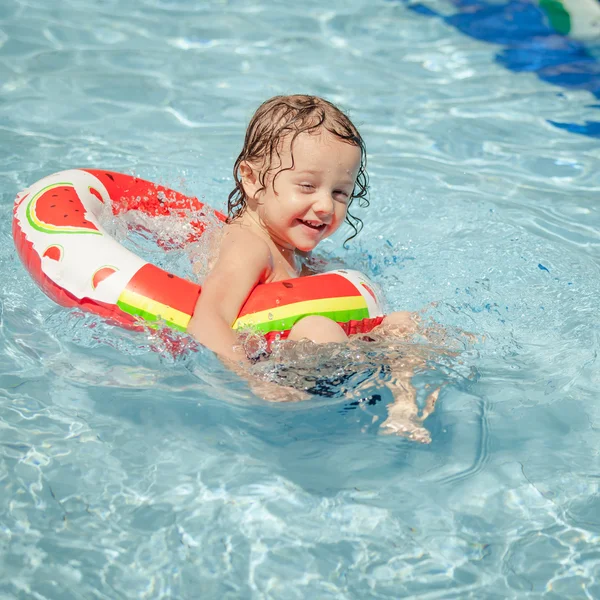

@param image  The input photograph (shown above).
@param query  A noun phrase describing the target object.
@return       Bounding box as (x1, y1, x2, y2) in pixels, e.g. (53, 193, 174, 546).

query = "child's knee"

(382, 311, 418, 333)
(288, 315, 348, 344)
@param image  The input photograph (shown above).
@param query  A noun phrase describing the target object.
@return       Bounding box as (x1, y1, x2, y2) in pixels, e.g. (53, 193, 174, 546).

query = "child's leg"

(288, 315, 348, 343)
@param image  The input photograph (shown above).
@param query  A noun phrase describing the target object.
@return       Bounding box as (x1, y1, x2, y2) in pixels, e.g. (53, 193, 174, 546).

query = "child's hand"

(247, 377, 310, 403)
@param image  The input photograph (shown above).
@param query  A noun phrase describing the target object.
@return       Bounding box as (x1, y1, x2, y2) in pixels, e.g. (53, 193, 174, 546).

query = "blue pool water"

(2, 0, 600, 597)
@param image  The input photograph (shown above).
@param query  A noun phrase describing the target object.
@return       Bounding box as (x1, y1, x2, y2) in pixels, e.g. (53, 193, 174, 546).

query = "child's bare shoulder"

(217, 221, 274, 274)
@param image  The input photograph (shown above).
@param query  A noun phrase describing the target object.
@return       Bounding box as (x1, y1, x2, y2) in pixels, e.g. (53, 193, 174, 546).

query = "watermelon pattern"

(88, 186, 104, 204)
(26, 182, 102, 236)
(92, 266, 118, 290)
(42, 245, 63, 261)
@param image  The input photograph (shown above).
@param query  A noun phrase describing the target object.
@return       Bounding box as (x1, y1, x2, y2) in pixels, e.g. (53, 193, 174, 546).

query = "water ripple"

(1, 0, 600, 596)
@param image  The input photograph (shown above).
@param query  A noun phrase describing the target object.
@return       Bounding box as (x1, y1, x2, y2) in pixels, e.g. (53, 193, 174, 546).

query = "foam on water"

(98, 195, 224, 282)
(1, 0, 600, 597)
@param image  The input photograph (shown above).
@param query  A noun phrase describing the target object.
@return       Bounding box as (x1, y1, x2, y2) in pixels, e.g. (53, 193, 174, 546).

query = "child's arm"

(187, 230, 272, 363)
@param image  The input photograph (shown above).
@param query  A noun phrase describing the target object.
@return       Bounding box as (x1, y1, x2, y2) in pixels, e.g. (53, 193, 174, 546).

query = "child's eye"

(333, 190, 350, 200)
(299, 183, 315, 191)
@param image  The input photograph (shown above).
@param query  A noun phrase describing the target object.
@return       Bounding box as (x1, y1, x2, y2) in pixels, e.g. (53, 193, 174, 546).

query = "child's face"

(246, 130, 361, 252)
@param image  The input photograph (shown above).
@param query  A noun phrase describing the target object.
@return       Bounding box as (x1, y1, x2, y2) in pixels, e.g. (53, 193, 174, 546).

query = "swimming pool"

(1, 0, 600, 597)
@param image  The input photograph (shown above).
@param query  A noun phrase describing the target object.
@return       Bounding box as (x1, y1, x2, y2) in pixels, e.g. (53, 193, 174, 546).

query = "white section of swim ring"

(336, 269, 386, 318)
(15, 169, 147, 305)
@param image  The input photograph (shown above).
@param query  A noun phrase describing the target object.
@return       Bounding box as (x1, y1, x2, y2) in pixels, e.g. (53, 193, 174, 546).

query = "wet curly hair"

(227, 94, 369, 244)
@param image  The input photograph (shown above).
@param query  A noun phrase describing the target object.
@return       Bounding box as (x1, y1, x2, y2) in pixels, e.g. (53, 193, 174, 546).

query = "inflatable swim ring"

(538, 0, 600, 39)
(12, 169, 385, 343)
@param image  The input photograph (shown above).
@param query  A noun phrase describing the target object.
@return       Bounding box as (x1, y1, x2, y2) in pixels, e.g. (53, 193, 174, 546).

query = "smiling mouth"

(298, 219, 327, 231)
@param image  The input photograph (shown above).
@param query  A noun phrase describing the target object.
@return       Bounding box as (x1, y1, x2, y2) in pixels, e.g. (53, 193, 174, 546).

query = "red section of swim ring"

(237, 272, 361, 317)
(341, 316, 384, 336)
(84, 169, 226, 245)
(125, 263, 200, 316)
(12, 215, 139, 329)
(84, 169, 226, 221)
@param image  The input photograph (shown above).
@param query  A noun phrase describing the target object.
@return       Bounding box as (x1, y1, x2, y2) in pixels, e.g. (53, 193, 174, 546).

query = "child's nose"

(313, 192, 334, 218)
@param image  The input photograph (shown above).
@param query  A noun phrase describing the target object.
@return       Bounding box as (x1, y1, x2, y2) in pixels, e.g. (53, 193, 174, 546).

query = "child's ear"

(239, 161, 260, 200)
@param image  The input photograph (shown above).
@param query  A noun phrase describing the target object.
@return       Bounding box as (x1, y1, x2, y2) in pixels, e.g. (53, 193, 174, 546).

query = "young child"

(187, 95, 440, 442)
(187, 94, 415, 363)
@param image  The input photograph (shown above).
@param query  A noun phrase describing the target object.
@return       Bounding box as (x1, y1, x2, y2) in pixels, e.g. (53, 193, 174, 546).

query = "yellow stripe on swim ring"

(117, 289, 191, 331)
(232, 295, 368, 334)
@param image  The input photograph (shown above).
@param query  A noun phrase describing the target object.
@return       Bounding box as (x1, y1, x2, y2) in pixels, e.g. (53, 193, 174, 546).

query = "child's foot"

(380, 418, 431, 444)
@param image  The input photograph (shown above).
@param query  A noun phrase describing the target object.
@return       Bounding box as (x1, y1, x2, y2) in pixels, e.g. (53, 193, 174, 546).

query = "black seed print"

(282, 282, 293, 288)
(167, 273, 174, 278)
(106, 173, 114, 181)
